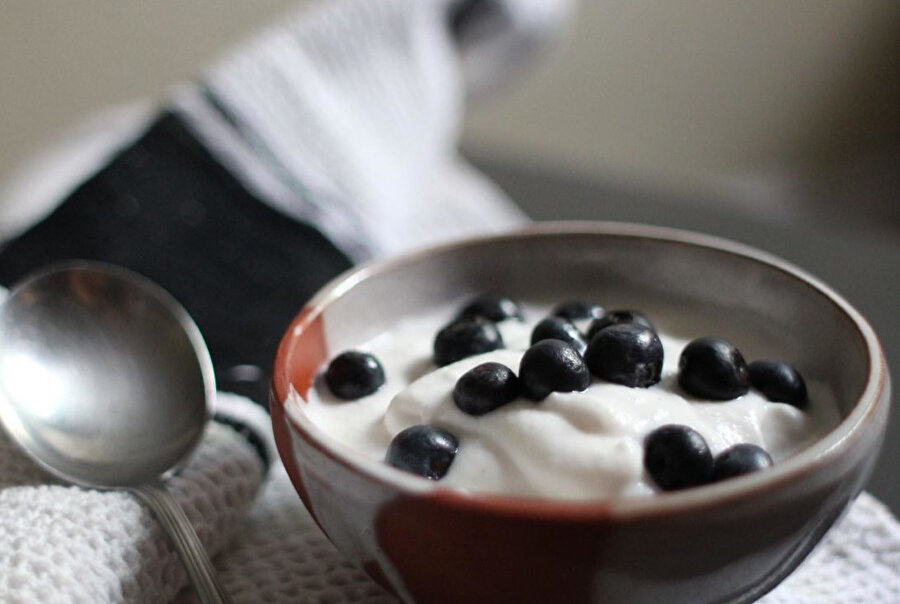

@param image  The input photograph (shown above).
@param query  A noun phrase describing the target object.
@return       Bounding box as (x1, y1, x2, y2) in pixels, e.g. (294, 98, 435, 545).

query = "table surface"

(474, 155, 900, 515)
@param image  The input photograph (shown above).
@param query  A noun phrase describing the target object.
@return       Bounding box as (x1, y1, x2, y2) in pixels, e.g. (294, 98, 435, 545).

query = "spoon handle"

(132, 480, 233, 604)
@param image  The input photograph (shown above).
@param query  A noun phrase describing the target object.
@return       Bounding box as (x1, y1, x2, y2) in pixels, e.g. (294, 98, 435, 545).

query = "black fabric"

(0, 111, 353, 405)
(213, 413, 271, 470)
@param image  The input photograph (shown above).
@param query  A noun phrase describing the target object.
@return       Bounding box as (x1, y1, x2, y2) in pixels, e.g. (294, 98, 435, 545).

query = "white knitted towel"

(1, 1, 897, 603)
(0, 391, 269, 604)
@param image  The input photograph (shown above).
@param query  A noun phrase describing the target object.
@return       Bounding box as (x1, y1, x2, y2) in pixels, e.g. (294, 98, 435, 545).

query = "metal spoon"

(0, 261, 231, 603)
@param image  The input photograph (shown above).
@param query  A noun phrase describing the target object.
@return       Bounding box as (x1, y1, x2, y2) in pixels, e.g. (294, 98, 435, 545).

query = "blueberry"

(584, 323, 663, 388)
(324, 351, 385, 400)
(453, 362, 519, 416)
(530, 317, 587, 354)
(433, 316, 504, 366)
(678, 337, 750, 400)
(385, 425, 459, 480)
(518, 340, 591, 401)
(711, 444, 774, 482)
(644, 424, 713, 490)
(458, 292, 524, 322)
(749, 360, 807, 408)
(586, 309, 655, 341)
(551, 300, 605, 322)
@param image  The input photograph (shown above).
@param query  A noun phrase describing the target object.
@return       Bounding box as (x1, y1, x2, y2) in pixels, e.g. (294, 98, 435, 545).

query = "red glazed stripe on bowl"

(271, 306, 327, 519)
(272, 305, 327, 401)
(375, 496, 611, 604)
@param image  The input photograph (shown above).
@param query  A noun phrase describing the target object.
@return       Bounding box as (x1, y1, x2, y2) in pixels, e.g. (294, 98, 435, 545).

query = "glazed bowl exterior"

(270, 222, 890, 604)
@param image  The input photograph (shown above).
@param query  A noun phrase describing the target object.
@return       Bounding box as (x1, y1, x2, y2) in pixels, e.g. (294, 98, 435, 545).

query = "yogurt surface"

(302, 305, 841, 500)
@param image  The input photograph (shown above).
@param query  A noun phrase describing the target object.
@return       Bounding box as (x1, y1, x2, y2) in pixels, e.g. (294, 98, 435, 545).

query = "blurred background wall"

(2, 1, 898, 231)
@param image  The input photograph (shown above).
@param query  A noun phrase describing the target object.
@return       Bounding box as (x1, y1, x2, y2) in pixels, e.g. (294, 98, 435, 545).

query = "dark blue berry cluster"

(535, 301, 667, 390)
(644, 424, 774, 490)
(432, 292, 521, 366)
(677, 337, 807, 407)
(643, 337, 808, 490)
(325, 293, 810, 488)
(448, 297, 664, 417)
(400, 296, 667, 480)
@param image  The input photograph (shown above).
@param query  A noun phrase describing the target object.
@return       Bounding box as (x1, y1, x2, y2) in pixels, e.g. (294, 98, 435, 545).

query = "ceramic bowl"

(270, 222, 890, 604)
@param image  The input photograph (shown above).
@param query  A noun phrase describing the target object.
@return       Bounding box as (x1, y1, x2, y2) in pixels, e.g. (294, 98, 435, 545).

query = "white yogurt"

(304, 306, 841, 500)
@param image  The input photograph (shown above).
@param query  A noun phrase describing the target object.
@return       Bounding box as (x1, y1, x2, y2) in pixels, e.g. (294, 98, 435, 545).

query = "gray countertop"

(474, 155, 899, 515)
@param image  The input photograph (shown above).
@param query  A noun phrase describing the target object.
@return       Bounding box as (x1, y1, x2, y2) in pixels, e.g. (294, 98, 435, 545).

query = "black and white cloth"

(0, 0, 897, 602)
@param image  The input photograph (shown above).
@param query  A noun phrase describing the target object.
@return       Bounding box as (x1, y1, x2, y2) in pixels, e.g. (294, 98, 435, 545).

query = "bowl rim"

(273, 221, 889, 520)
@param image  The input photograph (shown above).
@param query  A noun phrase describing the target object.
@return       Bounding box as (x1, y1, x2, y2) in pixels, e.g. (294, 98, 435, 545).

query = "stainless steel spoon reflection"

(0, 261, 231, 604)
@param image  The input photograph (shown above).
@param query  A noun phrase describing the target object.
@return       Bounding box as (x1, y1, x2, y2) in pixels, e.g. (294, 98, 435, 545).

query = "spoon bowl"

(0, 261, 213, 486)
(0, 261, 230, 603)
